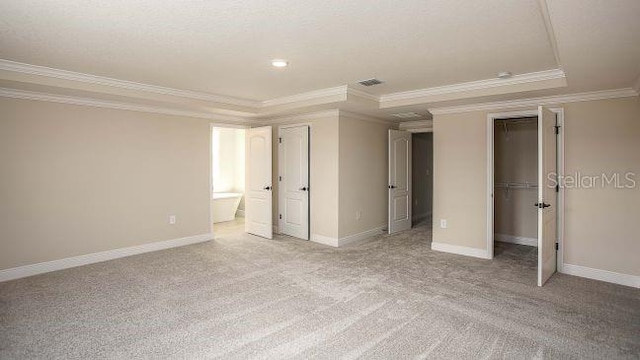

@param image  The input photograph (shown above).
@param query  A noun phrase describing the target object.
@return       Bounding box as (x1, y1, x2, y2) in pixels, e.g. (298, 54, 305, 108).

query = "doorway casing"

(486, 108, 565, 273)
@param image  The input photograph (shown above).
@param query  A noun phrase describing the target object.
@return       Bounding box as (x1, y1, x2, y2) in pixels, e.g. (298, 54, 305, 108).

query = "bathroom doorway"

(211, 126, 246, 237)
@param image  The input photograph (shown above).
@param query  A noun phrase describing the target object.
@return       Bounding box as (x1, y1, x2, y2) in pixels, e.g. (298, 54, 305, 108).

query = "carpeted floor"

(1, 222, 638, 359)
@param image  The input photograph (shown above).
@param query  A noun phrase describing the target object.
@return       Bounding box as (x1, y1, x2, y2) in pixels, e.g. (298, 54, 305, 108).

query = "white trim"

(554, 108, 566, 273)
(346, 86, 380, 102)
(431, 88, 638, 115)
(495, 234, 537, 247)
(0, 87, 255, 125)
(381, 69, 566, 104)
(561, 264, 640, 289)
(310, 234, 339, 247)
(338, 225, 386, 247)
(262, 86, 347, 107)
(399, 120, 434, 133)
(0, 233, 214, 282)
(0, 59, 259, 108)
(431, 242, 490, 259)
(339, 110, 395, 125)
(262, 109, 340, 125)
(486, 108, 565, 272)
(536, 0, 563, 67)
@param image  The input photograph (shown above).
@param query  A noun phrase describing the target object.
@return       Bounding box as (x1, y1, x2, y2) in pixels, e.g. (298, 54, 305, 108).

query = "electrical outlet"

(440, 219, 447, 229)
(169, 215, 176, 225)
(355, 211, 362, 220)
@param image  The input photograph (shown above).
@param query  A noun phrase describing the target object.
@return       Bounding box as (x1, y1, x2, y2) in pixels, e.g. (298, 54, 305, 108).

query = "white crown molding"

(339, 110, 395, 125)
(0, 233, 213, 282)
(0, 59, 260, 108)
(261, 86, 348, 108)
(261, 109, 341, 125)
(346, 86, 380, 102)
(430, 88, 639, 115)
(536, 0, 563, 67)
(399, 120, 434, 133)
(0, 87, 256, 125)
(399, 120, 433, 129)
(380, 69, 566, 104)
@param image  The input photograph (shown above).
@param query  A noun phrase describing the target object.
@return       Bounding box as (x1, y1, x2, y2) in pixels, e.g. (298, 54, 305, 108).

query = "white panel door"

(245, 126, 273, 239)
(278, 126, 310, 240)
(537, 106, 557, 286)
(388, 130, 412, 234)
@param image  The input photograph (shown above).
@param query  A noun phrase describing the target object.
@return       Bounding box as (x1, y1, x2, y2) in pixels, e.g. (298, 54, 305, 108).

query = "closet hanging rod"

(495, 117, 537, 125)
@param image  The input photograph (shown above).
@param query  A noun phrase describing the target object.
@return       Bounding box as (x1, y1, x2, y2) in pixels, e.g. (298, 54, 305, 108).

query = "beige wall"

(494, 119, 537, 239)
(433, 96, 640, 276)
(0, 98, 212, 270)
(338, 115, 390, 238)
(271, 114, 340, 239)
(433, 112, 488, 250)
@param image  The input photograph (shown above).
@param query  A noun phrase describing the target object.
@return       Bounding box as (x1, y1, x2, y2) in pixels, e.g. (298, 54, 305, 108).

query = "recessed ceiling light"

(498, 71, 513, 79)
(271, 59, 288, 68)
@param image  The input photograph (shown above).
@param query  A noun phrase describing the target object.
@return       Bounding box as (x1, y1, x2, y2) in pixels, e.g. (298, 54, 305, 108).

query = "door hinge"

(279, 176, 282, 181)
(554, 125, 560, 134)
(555, 243, 559, 250)
(556, 184, 559, 193)
(279, 214, 282, 220)
(279, 137, 282, 143)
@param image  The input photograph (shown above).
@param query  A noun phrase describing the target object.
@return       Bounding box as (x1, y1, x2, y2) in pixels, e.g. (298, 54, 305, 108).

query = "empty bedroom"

(1, 1, 639, 359)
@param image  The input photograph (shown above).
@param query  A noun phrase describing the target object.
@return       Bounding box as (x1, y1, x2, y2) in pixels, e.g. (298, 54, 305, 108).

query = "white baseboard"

(561, 263, 639, 288)
(0, 233, 214, 283)
(495, 233, 537, 247)
(431, 242, 490, 259)
(338, 225, 386, 247)
(311, 234, 339, 247)
(236, 209, 245, 217)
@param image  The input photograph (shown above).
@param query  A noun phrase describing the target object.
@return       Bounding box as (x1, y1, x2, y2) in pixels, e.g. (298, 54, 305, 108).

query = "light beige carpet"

(1, 223, 639, 359)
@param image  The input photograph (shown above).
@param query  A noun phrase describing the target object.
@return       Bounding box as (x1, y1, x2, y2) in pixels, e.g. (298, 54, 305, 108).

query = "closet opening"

(412, 132, 433, 229)
(493, 117, 539, 271)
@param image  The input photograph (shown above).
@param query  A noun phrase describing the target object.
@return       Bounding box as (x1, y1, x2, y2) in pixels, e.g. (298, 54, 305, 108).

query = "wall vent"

(358, 78, 383, 86)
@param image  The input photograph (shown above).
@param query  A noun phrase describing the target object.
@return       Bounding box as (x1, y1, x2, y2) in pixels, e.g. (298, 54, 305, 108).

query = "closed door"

(537, 106, 557, 286)
(278, 126, 310, 240)
(245, 126, 273, 239)
(388, 130, 412, 234)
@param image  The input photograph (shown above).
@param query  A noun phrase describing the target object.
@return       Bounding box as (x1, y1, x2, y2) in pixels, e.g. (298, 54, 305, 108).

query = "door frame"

(277, 122, 312, 236)
(209, 123, 250, 238)
(485, 108, 565, 272)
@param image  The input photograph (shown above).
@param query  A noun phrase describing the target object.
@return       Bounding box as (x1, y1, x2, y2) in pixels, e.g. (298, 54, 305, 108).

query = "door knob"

(388, 185, 396, 189)
(534, 202, 551, 208)
(299, 186, 308, 191)
(264, 186, 272, 191)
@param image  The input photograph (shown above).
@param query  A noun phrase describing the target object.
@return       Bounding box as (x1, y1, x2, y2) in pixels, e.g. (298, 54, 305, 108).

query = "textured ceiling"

(0, 0, 638, 116)
(0, 0, 558, 101)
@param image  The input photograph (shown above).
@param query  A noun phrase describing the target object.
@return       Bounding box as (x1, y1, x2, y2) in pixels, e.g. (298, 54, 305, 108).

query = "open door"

(537, 106, 557, 286)
(388, 130, 412, 234)
(245, 126, 273, 239)
(278, 126, 310, 240)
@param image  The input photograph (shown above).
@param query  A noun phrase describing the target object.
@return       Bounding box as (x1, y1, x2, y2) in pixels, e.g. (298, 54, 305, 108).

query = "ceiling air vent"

(358, 78, 383, 87)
